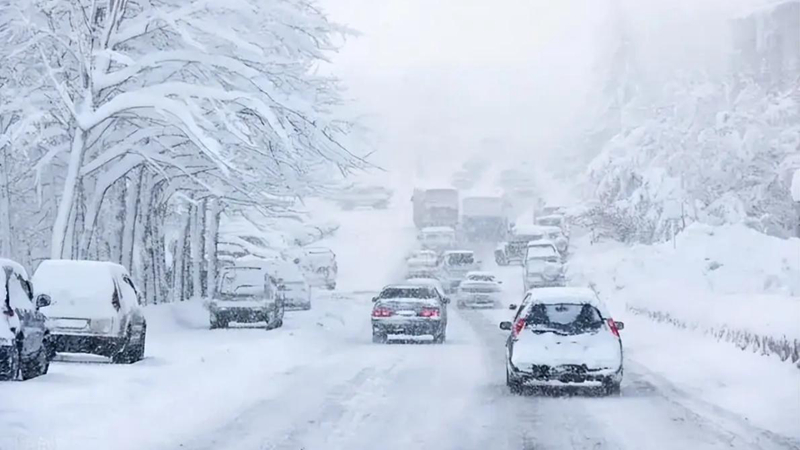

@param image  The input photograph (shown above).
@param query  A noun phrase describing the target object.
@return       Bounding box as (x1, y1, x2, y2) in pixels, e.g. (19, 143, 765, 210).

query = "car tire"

(112, 327, 137, 364)
(0, 346, 20, 381)
(495, 254, 508, 266)
(302, 304, 312, 311)
(433, 331, 446, 344)
(372, 332, 387, 344)
(21, 347, 48, 380)
(603, 379, 621, 396)
(326, 283, 336, 291)
(506, 366, 523, 395)
(133, 326, 147, 362)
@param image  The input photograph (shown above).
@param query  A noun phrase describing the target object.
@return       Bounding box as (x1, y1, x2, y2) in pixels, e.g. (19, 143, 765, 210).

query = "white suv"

(501, 287, 624, 395)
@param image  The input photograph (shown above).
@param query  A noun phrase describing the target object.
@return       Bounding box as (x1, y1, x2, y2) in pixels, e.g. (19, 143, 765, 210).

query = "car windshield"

(378, 287, 436, 299)
(446, 254, 474, 266)
(527, 246, 557, 258)
(526, 303, 604, 334)
(468, 275, 495, 282)
(218, 267, 266, 297)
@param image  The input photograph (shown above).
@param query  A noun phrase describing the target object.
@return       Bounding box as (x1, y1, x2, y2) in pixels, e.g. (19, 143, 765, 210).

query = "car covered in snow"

(288, 247, 338, 290)
(439, 250, 479, 293)
(457, 271, 502, 309)
(277, 273, 311, 311)
(523, 241, 564, 290)
(33, 260, 146, 364)
(536, 225, 569, 256)
(501, 287, 624, 395)
(535, 214, 569, 238)
(332, 184, 393, 210)
(418, 226, 457, 253)
(1, 259, 52, 380)
(210, 259, 285, 329)
(495, 225, 550, 266)
(371, 284, 449, 344)
(405, 249, 439, 277)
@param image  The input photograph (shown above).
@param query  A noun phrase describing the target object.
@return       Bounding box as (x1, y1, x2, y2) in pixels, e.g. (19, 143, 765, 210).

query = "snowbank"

(569, 223, 800, 342)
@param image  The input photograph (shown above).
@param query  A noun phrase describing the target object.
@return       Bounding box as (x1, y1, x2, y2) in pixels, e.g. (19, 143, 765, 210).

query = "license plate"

(396, 310, 416, 317)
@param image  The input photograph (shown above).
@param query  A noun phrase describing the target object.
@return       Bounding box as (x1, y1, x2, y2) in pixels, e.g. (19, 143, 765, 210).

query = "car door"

(11, 272, 45, 358)
(120, 274, 145, 333)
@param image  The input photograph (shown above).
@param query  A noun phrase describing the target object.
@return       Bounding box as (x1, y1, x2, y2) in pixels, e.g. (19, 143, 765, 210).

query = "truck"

(412, 188, 459, 229)
(461, 196, 508, 242)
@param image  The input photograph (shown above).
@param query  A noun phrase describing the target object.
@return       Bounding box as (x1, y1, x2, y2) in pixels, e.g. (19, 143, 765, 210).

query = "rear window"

(526, 246, 557, 258)
(446, 253, 474, 265)
(379, 287, 436, 299)
(525, 303, 604, 334)
(467, 274, 494, 282)
(218, 267, 268, 296)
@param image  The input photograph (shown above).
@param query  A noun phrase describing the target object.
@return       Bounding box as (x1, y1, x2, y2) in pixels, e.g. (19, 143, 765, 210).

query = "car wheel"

(603, 379, 621, 396)
(21, 347, 48, 380)
(112, 328, 135, 364)
(326, 283, 336, 290)
(433, 331, 446, 344)
(372, 332, 387, 344)
(0, 346, 20, 381)
(506, 366, 523, 394)
(134, 326, 147, 362)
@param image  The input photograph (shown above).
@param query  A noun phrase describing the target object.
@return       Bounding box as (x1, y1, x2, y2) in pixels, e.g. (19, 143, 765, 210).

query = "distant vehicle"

(535, 225, 569, 256)
(419, 226, 457, 253)
(501, 287, 624, 395)
(210, 259, 285, 329)
(412, 188, 459, 229)
(288, 247, 338, 290)
(535, 214, 569, 238)
(406, 250, 440, 279)
(457, 271, 502, 309)
(495, 225, 549, 266)
(334, 185, 393, 210)
(404, 277, 447, 298)
(461, 196, 508, 242)
(276, 271, 311, 311)
(33, 260, 146, 364)
(371, 284, 449, 344)
(523, 241, 564, 290)
(439, 250, 479, 293)
(1, 259, 52, 380)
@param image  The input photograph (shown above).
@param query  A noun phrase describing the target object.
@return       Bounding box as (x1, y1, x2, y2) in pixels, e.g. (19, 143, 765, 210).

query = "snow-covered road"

(2, 204, 798, 450)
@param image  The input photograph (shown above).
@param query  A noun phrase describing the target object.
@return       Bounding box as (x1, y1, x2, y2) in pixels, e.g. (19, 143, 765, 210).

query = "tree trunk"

(205, 198, 220, 298)
(0, 144, 13, 258)
(51, 128, 87, 259)
(190, 199, 203, 299)
(172, 208, 191, 302)
(121, 168, 143, 270)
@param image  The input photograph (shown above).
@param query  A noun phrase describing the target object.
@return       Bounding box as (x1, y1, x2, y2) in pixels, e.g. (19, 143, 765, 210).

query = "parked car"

(33, 260, 146, 364)
(210, 259, 285, 329)
(523, 241, 565, 291)
(418, 226, 457, 253)
(439, 250, 479, 293)
(501, 287, 624, 395)
(371, 284, 449, 344)
(1, 259, 52, 380)
(535, 214, 569, 238)
(457, 271, 502, 309)
(333, 185, 393, 210)
(278, 274, 311, 311)
(495, 225, 548, 266)
(289, 247, 338, 290)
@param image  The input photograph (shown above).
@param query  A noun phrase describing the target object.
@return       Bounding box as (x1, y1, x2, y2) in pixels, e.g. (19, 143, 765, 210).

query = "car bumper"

(509, 361, 623, 386)
(372, 318, 444, 336)
(459, 295, 498, 308)
(283, 297, 311, 309)
(212, 307, 272, 323)
(51, 333, 124, 357)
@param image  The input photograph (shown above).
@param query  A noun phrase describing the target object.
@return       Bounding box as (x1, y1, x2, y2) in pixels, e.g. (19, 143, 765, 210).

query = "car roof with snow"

(536, 214, 565, 223)
(0, 258, 29, 278)
(466, 271, 495, 278)
(524, 287, 609, 313)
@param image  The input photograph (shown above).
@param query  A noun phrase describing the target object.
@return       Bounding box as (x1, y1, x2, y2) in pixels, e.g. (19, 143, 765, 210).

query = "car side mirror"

(614, 321, 625, 331)
(499, 321, 512, 331)
(508, 304, 517, 310)
(372, 296, 378, 302)
(442, 297, 450, 304)
(35, 294, 51, 309)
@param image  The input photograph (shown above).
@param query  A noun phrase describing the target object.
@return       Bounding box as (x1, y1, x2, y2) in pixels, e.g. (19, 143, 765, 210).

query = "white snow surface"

(2, 201, 799, 450)
(792, 168, 800, 202)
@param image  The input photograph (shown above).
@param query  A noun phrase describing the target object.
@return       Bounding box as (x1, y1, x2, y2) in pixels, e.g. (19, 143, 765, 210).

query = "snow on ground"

(3, 200, 799, 450)
(562, 224, 800, 440)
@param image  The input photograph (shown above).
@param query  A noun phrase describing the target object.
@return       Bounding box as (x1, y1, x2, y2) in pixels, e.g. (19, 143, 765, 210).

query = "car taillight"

(607, 319, 620, 338)
(419, 308, 440, 318)
(512, 318, 525, 337)
(372, 307, 393, 318)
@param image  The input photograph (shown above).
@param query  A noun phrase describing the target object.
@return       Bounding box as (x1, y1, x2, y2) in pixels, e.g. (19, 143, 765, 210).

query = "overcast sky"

(320, 0, 608, 186)
(319, 0, 758, 188)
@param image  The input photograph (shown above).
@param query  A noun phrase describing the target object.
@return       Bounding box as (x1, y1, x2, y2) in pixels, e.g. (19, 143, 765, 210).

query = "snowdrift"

(569, 224, 800, 365)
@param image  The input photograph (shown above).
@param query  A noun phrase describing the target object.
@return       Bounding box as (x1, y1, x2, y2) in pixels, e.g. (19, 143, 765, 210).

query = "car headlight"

(89, 318, 114, 333)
